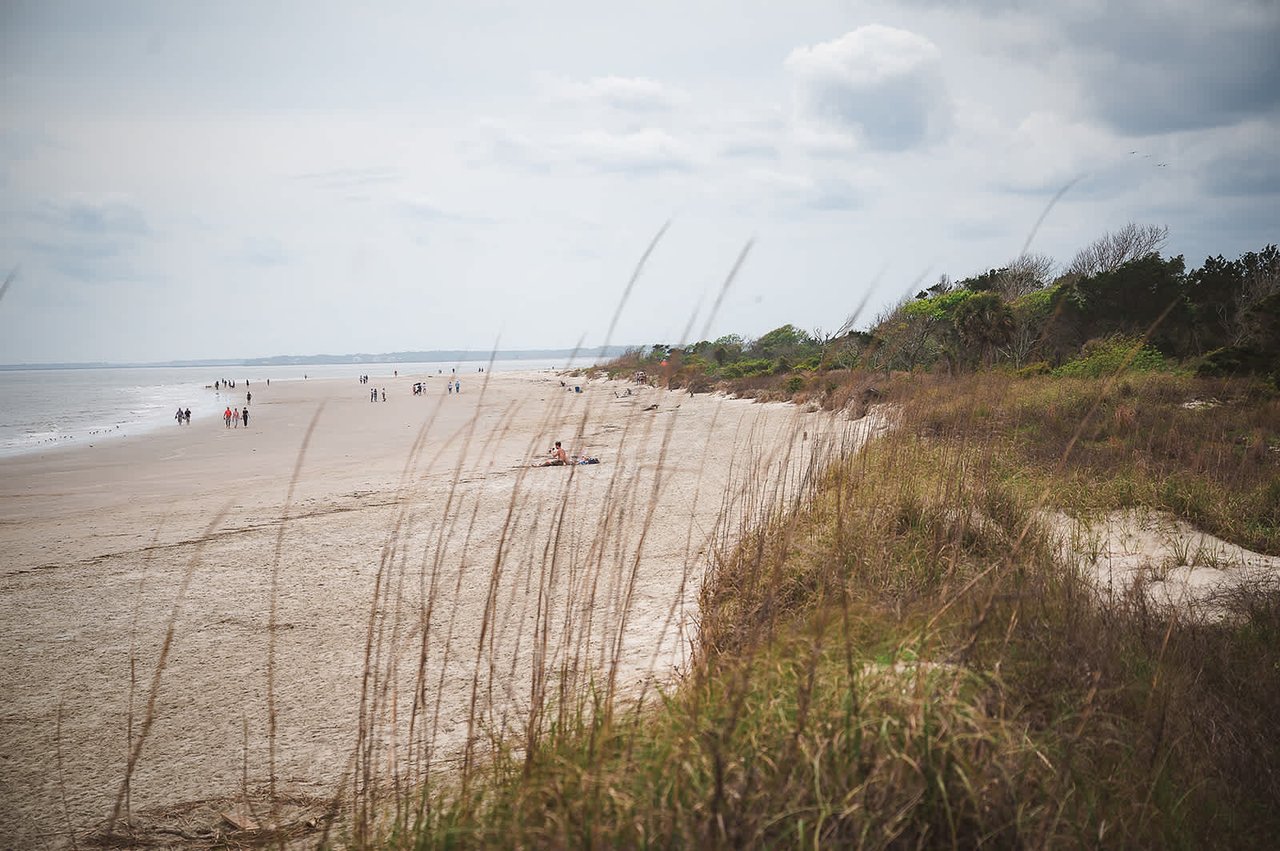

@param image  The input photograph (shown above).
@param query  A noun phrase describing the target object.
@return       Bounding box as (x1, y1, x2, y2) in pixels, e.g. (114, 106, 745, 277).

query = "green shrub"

(1015, 361, 1052, 378)
(728, 358, 774, 378)
(1197, 346, 1279, 383)
(1054, 336, 1168, 378)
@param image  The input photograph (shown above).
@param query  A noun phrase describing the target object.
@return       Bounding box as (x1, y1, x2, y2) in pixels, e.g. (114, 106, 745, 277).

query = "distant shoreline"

(0, 346, 632, 371)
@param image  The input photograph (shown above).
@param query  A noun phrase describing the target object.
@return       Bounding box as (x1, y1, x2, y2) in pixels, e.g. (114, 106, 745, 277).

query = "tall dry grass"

(386, 369, 1278, 848)
(89, 362, 1280, 849)
(85, 283, 1279, 847)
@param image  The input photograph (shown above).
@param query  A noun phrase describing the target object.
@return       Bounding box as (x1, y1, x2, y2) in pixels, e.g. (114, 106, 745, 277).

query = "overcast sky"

(1, 0, 1276, 363)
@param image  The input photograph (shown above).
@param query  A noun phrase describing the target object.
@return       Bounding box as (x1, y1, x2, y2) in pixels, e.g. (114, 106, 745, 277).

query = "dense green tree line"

(616, 226, 1279, 387)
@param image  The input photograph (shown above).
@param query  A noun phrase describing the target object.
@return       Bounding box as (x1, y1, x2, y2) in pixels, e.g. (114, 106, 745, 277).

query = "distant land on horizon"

(0, 346, 634, 371)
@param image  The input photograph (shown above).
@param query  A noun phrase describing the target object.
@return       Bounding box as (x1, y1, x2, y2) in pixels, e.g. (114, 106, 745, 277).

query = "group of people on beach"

(361, 375, 467, 399)
(214, 377, 266, 390)
(223, 405, 250, 428)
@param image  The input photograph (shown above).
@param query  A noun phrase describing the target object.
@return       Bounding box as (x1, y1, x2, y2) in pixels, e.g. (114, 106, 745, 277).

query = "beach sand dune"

(0, 372, 865, 845)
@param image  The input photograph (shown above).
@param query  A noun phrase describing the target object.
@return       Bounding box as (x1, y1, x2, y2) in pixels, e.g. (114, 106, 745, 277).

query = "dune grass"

(90, 363, 1278, 849)
(385, 369, 1279, 849)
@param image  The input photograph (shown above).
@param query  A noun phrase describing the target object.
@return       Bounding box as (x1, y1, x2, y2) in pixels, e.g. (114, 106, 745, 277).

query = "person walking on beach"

(242, 407, 249, 427)
(381, 388, 386, 402)
(246, 391, 251, 404)
(224, 406, 233, 428)
(233, 407, 241, 428)
(184, 408, 191, 424)
(455, 380, 461, 394)
(176, 407, 184, 426)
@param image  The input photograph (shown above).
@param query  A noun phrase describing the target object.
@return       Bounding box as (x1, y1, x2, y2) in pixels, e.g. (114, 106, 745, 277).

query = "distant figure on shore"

(176, 407, 184, 425)
(381, 388, 386, 402)
(447, 381, 452, 395)
(224, 406, 232, 428)
(233, 407, 241, 428)
(246, 391, 251, 404)
(242, 407, 249, 427)
(455, 380, 461, 394)
(266, 378, 270, 386)
(184, 408, 191, 424)
(539, 441, 569, 467)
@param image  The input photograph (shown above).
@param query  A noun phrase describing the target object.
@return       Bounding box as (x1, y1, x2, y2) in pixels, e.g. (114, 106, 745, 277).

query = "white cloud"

(785, 25, 951, 150)
(545, 74, 689, 112)
(36, 196, 150, 236)
(740, 168, 867, 213)
(562, 128, 694, 173)
(787, 125, 860, 158)
(471, 121, 694, 174)
(992, 111, 1123, 192)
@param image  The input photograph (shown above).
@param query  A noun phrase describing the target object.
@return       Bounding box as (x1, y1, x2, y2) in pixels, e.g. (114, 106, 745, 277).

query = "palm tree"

(953, 292, 1014, 368)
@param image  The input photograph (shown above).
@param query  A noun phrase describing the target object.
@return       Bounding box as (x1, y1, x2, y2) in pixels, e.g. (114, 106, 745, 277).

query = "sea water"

(0, 358, 591, 458)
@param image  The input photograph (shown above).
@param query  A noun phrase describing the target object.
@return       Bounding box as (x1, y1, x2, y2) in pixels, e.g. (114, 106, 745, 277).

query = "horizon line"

(0, 345, 637, 371)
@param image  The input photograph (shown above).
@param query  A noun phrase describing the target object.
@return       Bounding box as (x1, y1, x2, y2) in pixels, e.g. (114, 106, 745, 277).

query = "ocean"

(0, 357, 590, 458)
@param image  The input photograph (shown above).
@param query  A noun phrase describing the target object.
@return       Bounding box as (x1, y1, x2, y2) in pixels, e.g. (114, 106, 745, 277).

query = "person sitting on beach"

(539, 441, 569, 466)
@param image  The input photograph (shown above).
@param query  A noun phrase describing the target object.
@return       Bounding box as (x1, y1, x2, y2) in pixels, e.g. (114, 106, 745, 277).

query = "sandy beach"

(0, 370, 867, 845)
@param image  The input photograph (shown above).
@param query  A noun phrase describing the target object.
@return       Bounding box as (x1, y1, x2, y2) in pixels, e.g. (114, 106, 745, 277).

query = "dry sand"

(0, 370, 874, 846)
(1046, 508, 1280, 620)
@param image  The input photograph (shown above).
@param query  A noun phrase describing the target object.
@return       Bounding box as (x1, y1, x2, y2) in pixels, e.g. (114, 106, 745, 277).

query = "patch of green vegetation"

(1053, 335, 1170, 378)
(901, 288, 977, 321)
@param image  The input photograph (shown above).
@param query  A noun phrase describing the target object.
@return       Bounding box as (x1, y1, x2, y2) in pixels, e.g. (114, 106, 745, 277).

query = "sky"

(1, 0, 1277, 364)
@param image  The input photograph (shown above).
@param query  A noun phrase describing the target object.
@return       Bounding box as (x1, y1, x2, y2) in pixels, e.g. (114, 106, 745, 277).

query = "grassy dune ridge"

(399, 370, 1279, 848)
